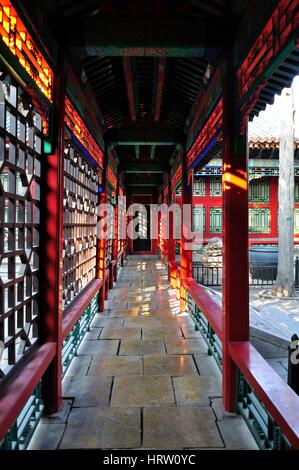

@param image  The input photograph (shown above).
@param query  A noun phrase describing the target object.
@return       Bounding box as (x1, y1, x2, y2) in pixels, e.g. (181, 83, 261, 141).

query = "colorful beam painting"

(107, 165, 117, 189)
(171, 163, 182, 189)
(187, 99, 223, 168)
(65, 96, 104, 168)
(0, 1, 53, 102)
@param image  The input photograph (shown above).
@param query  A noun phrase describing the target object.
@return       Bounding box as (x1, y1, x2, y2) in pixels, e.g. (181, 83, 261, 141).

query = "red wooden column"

(97, 146, 109, 310)
(113, 178, 119, 282)
(180, 148, 193, 311)
(40, 68, 65, 414)
(168, 175, 175, 282)
(222, 60, 249, 411)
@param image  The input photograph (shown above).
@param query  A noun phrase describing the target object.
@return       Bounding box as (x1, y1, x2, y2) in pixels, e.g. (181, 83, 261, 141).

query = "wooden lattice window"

(193, 207, 205, 232)
(249, 208, 270, 233)
(249, 177, 270, 202)
(0, 75, 42, 377)
(210, 207, 222, 232)
(210, 177, 222, 196)
(63, 143, 99, 309)
(174, 205, 182, 240)
(106, 184, 116, 267)
(193, 177, 205, 196)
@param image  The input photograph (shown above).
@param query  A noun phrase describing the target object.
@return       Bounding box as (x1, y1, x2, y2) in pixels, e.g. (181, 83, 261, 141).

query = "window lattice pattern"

(193, 207, 205, 232)
(0, 76, 42, 377)
(106, 184, 116, 267)
(249, 208, 270, 233)
(294, 208, 299, 233)
(210, 177, 222, 196)
(63, 143, 99, 309)
(210, 207, 222, 232)
(249, 177, 270, 202)
(193, 177, 205, 196)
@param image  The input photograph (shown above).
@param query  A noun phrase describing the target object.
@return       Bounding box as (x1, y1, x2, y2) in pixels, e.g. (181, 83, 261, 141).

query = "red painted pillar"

(222, 60, 249, 412)
(180, 149, 193, 311)
(97, 146, 109, 310)
(40, 68, 65, 414)
(168, 176, 175, 281)
(113, 179, 119, 281)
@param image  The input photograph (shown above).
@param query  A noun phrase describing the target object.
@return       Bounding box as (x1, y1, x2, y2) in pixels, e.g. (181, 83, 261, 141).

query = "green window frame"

(193, 207, 206, 232)
(249, 177, 270, 203)
(210, 207, 222, 233)
(210, 177, 222, 196)
(193, 177, 205, 196)
(295, 180, 299, 203)
(249, 208, 270, 233)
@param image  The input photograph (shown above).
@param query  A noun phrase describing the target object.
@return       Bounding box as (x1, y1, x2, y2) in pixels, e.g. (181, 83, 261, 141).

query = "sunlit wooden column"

(180, 148, 193, 311)
(168, 175, 175, 282)
(97, 145, 109, 311)
(40, 67, 65, 414)
(113, 178, 119, 281)
(222, 59, 249, 411)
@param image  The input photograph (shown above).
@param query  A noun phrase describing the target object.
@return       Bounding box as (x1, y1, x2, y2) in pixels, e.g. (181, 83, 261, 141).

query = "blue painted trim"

(190, 127, 222, 170)
(65, 124, 103, 171)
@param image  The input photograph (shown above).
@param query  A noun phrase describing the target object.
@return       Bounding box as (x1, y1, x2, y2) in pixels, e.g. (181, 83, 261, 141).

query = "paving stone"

(109, 308, 140, 317)
(124, 317, 162, 328)
(41, 399, 72, 424)
(119, 339, 165, 356)
(64, 355, 92, 378)
(28, 423, 66, 450)
(78, 339, 119, 356)
(111, 376, 175, 406)
(165, 338, 207, 354)
(182, 326, 203, 339)
(210, 398, 237, 421)
(59, 407, 141, 449)
(84, 327, 102, 340)
(143, 354, 198, 376)
(193, 353, 222, 377)
(63, 376, 113, 407)
(173, 375, 222, 406)
(143, 407, 223, 449)
(88, 356, 143, 377)
(100, 327, 141, 340)
(142, 326, 183, 340)
(217, 417, 258, 449)
(91, 315, 123, 328)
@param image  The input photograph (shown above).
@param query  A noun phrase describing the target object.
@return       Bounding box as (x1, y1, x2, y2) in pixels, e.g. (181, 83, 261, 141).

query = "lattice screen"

(0, 74, 42, 377)
(63, 143, 99, 309)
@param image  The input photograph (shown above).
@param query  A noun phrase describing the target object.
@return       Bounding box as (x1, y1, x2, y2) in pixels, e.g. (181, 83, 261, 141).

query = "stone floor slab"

(193, 353, 222, 377)
(78, 339, 119, 356)
(165, 338, 207, 354)
(142, 326, 183, 340)
(64, 355, 92, 378)
(59, 407, 141, 449)
(143, 354, 198, 376)
(63, 376, 113, 407)
(119, 339, 165, 356)
(124, 317, 162, 328)
(143, 407, 223, 449)
(217, 417, 258, 449)
(28, 423, 66, 450)
(173, 375, 222, 406)
(111, 376, 175, 406)
(88, 355, 143, 377)
(91, 315, 124, 328)
(100, 327, 141, 340)
(109, 308, 140, 318)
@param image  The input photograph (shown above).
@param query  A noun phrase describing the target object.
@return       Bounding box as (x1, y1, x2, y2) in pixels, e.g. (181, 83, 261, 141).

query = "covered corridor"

(29, 257, 256, 450)
(0, 0, 299, 454)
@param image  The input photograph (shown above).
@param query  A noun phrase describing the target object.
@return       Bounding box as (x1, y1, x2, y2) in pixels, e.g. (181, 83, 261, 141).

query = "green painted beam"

(105, 128, 186, 145)
(119, 162, 166, 173)
(135, 145, 140, 159)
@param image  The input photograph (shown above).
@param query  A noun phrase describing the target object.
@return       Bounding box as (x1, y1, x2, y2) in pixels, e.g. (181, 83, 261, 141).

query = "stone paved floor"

(29, 256, 258, 450)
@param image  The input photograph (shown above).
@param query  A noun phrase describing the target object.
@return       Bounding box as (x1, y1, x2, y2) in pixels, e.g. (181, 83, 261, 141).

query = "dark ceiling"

(37, 0, 238, 192)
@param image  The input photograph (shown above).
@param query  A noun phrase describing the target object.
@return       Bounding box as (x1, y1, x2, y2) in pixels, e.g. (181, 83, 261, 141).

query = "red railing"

(181, 276, 299, 449)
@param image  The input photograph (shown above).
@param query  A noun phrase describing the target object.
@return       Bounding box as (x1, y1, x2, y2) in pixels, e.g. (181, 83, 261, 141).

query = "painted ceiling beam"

(105, 128, 186, 145)
(150, 145, 156, 160)
(154, 58, 167, 122)
(119, 162, 166, 173)
(65, 16, 234, 57)
(123, 57, 137, 122)
(135, 145, 140, 159)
